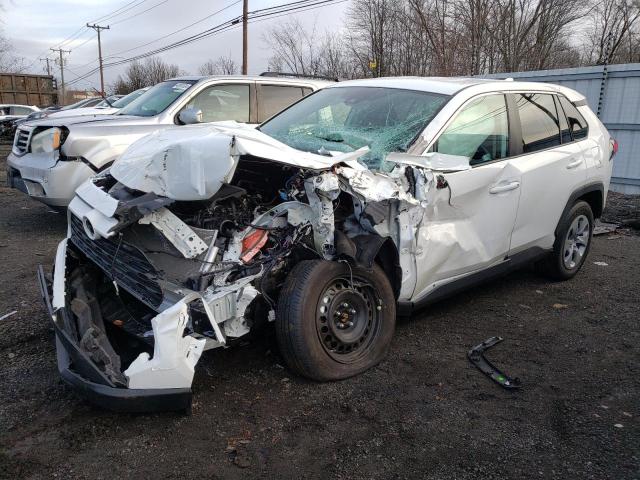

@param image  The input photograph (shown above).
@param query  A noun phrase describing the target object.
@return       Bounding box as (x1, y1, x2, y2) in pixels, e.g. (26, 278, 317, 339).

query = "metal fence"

(482, 63, 640, 194)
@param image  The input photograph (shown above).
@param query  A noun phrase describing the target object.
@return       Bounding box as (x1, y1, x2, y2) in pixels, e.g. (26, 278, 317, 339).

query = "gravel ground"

(1, 144, 638, 479)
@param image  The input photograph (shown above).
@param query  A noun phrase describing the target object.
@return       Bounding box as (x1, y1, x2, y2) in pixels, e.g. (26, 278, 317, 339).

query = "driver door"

(412, 93, 522, 299)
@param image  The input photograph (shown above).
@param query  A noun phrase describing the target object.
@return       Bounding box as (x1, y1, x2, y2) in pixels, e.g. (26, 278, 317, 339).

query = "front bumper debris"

(37, 264, 193, 413)
(467, 336, 522, 390)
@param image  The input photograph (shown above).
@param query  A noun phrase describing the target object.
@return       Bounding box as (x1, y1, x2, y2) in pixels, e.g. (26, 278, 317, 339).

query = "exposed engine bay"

(48, 123, 441, 398)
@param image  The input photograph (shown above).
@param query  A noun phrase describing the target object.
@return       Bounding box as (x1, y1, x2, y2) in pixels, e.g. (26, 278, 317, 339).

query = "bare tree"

(584, 0, 640, 64)
(0, 29, 27, 73)
(111, 57, 181, 94)
(260, 0, 634, 79)
(198, 55, 238, 75)
(263, 19, 323, 75)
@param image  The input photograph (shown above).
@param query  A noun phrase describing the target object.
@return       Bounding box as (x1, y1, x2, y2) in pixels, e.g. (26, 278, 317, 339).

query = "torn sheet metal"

(139, 207, 208, 259)
(337, 165, 435, 207)
(223, 285, 259, 338)
(125, 299, 206, 389)
(386, 151, 471, 171)
(305, 173, 340, 257)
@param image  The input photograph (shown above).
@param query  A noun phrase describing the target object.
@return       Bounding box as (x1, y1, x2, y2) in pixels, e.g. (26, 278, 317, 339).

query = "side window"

(434, 94, 509, 166)
(258, 85, 305, 122)
(11, 106, 32, 115)
(516, 93, 561, 153)
(558, 96, 588, 141)
(186, 84, 250, 123)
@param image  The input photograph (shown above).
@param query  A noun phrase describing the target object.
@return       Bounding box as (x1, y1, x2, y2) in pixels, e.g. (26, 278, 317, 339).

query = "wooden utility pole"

(87, 23, 110, 95)
(39, 57, 51, 76)
(242, 0, 248, 74)
(50, 48, 70, 105)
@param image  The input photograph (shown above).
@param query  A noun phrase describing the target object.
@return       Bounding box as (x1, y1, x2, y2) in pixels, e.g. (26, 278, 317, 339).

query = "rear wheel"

(276, 260, 396, 381)
(539, 200, 594, 280)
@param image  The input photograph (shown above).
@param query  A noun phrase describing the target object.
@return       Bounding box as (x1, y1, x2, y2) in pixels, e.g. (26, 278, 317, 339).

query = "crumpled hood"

(110, 121, 367, 201)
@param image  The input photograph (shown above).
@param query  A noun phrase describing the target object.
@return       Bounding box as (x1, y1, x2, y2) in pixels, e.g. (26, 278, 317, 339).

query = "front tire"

(276, 260, 396, 381)
(539, 200, 594, 280)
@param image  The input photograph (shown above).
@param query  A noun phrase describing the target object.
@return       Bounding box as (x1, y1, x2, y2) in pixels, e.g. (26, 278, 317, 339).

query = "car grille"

(69, 215, 163, 309)
(12, 127, 31, 155)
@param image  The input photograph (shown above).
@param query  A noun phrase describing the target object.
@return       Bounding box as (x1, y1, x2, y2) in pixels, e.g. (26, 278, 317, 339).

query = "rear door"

(507, 93, 588, 253)
(412, 93, 522, 297)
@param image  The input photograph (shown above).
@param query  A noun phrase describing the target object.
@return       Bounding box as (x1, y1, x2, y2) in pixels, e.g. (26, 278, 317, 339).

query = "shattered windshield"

(117, 80, 196, 117)
(259, 86, 448, 171)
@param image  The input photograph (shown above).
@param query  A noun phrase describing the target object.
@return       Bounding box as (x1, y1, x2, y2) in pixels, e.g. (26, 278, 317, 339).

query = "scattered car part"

(467, 336, 521, 390)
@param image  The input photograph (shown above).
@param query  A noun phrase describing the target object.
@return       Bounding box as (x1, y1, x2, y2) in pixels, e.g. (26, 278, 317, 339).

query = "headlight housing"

(31, 127, 62, 154)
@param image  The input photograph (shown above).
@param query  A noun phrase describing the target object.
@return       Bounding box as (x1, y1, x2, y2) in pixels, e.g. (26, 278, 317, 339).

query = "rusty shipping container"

(0, 73, 58, 107)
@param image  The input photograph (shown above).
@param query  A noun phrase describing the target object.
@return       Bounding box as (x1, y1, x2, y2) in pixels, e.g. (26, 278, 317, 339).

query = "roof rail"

(259, 71, 339, 82)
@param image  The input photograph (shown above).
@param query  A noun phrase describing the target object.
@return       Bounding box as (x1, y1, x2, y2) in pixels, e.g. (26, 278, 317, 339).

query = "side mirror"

(179, 107, 203, 125)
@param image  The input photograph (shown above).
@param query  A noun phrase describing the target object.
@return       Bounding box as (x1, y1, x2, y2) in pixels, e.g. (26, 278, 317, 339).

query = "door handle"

(566, 158, 583, 169)
(489, 181, 520, 194)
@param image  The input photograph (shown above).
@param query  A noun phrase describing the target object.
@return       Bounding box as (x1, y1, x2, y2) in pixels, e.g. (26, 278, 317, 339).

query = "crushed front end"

(39, 124, 438, 412)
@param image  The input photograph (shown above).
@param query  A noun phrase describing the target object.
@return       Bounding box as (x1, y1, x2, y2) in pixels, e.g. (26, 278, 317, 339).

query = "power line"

(91, 0, 148, 24)
(65, 0, 345, 86)
(104, 0, 241, 60)
(55, 1, 148, 48)
(110, 0, 170, 26)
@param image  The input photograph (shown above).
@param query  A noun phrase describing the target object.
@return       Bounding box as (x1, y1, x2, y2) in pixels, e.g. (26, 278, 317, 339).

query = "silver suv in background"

(6, 75, 331, 207)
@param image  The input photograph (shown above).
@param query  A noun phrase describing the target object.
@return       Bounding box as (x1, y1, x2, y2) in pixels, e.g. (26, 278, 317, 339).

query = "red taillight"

(610, 138, 618, 160)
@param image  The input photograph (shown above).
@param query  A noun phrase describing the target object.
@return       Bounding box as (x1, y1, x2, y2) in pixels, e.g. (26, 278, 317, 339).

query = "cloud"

(3, 0, 349, 91)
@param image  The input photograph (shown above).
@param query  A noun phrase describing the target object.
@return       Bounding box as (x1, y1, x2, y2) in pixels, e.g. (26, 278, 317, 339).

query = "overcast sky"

(1, 0, 349, 91)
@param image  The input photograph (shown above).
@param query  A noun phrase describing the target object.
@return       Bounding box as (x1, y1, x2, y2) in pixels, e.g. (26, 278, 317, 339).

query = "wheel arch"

(335, 231, 402, 299)
(555, 182, 604, 239)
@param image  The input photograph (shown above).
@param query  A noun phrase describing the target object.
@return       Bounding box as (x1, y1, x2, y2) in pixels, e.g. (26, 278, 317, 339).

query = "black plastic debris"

(468, 336, 522, 390)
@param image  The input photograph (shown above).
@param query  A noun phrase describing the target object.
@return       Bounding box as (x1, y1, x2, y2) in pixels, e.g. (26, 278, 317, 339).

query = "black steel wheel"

(276, 260, 395, 381)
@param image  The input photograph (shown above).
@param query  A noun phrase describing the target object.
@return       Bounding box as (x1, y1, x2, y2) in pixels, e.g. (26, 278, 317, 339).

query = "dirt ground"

(1, 143, 638, 479)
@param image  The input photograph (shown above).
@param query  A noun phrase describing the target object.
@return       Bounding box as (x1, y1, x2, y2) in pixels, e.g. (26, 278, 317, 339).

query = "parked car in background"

(38, 77, 614, 411)
(11, 97, 103, 132)
(0, 104, 40, 138)
(7, 74, 331, 207)
(46, 90, 147, 119)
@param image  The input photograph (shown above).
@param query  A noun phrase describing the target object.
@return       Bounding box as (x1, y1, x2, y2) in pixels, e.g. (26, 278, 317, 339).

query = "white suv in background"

(40, 77, 614, 412)
(7, 74, 331, 207)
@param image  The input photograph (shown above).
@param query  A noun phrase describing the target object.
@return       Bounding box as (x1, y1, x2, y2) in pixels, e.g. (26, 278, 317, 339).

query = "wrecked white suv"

(39, 77, 614, 412)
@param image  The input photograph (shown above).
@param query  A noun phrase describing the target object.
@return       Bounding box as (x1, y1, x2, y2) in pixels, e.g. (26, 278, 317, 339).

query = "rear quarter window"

(558, 96, 589, 141)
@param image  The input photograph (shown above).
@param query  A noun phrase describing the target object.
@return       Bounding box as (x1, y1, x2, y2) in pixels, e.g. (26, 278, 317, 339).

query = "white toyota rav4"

(39, 77, 615, 412)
